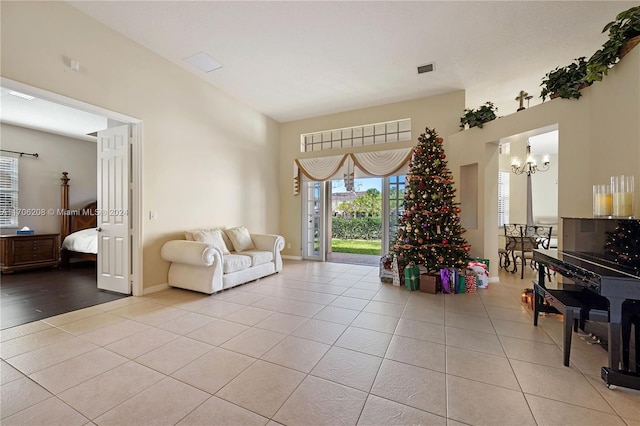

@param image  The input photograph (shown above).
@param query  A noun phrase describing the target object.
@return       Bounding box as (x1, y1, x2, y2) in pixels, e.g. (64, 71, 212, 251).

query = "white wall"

(0, 124, 96, 234)
(447, 45, 640, 277)
(279, 91, 465, 257)
(1, 2, 281, 289)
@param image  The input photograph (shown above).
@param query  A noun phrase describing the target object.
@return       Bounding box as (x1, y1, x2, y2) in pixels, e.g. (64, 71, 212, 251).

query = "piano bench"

(533, 283, 609, 367)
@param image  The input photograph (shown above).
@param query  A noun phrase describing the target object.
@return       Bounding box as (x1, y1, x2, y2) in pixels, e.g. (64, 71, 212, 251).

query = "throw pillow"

(192, 229, 231, 254)
(226, 226, 256, 252)
(214, 227, 234, 252)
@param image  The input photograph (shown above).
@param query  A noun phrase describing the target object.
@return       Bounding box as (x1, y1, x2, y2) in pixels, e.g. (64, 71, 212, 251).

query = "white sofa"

(160, 227, 285, 294)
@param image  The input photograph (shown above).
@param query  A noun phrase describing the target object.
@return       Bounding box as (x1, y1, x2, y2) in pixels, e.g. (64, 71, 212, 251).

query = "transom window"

(301, 118, 411, 152)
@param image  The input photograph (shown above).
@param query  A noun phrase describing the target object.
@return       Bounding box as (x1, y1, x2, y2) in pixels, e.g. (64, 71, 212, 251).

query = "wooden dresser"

(0, 233, 60, 273)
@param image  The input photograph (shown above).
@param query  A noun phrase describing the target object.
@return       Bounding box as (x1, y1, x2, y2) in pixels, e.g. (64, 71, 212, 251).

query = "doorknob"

(96, 227, 102, 232)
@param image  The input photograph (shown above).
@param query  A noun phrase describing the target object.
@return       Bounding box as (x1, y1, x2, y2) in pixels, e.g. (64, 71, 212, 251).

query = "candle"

(611, 175, 635, 218)
(593, 185, 612, 217)
(613, 192, 633, 217)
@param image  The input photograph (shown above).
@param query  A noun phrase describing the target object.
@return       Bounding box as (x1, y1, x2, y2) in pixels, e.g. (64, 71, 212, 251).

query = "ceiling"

(0, 87, 107, 142)
(1, 1, 634, 140)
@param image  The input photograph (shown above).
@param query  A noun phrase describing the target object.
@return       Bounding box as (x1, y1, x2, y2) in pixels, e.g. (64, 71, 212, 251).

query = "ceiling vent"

(417, 63, 435, 74)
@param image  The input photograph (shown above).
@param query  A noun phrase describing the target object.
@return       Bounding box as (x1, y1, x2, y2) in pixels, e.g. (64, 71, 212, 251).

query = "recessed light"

(8, 90, 35, 100)
(185, 52, 223, 73)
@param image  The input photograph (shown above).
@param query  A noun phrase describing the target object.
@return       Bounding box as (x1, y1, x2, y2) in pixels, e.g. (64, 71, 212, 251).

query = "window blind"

(0, 156, 19, 227)
(498, 171, 510, 227)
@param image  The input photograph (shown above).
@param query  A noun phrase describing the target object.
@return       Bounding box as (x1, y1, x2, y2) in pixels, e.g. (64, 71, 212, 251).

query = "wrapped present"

(471, 257, 490, 271)
(468, 260, 489, 289)
(379, 255, 394, 283)
(440, 268, 453, 294)
(404, 262, 420, 291)
(419, 273, 441, 294)
(477, 274, 489, 289)
(457, 273, 466, 294)
(392, 257, 403, 286)
(465, 274, 477, 293)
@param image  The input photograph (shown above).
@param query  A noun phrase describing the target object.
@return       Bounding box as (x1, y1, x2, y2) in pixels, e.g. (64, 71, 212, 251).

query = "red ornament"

(418, 238, 423, 244)
(441, 154, 446, 159)
(442, 239, 448, 244)
(436, 137, 443, 143)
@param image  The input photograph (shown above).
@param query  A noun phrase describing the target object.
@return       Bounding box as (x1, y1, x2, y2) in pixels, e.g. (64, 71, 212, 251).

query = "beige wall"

(0, 124, 97, 234)
(1, 2, 281, 289)
(447, 46, 640, 277)
(279, 91, 465, 257)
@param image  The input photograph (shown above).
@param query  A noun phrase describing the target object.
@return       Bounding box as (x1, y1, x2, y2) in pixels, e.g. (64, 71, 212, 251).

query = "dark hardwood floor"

(0, 261, 128, 330)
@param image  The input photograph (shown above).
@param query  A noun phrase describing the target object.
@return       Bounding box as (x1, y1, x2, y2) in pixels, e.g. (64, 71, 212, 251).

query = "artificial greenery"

(586, 5, 640, 82)
(459, 102, 497, 129)
(540, 57, 590, 101)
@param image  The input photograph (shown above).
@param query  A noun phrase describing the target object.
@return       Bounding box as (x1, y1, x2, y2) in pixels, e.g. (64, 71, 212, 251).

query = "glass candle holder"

(611, 175, 635, 218)
(593, 184, 612, 217)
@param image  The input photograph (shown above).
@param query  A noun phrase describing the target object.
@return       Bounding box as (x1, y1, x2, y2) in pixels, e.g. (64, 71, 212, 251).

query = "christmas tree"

(604, 220, 640, 274)
(391, 127, 470, 272)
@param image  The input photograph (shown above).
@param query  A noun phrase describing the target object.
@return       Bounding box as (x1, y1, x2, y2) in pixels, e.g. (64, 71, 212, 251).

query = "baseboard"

(282, 255, 303, 261)
(143, 283, 170, 295)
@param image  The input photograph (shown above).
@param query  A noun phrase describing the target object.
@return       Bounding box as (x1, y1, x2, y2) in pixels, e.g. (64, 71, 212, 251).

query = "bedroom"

(0, 117, 127, 329)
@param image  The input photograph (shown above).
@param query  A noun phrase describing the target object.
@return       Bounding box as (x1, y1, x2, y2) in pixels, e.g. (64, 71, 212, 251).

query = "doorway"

(0, 78, 143, 326)
(328, 177, 382, 265)
(302, 174, 406, 265)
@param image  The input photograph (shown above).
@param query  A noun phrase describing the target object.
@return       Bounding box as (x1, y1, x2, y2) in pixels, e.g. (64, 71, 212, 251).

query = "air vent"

(417, 63, 435, 74)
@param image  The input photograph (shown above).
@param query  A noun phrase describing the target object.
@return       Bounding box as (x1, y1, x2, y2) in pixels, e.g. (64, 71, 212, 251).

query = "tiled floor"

(1, 261, 639, 425)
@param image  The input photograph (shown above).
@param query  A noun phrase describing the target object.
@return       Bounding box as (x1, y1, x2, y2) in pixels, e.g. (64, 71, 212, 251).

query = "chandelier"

(511, 143, 550, 176)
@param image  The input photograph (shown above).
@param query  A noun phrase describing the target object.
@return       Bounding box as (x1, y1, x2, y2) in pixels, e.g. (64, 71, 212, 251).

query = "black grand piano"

(533, 217, 640, 390)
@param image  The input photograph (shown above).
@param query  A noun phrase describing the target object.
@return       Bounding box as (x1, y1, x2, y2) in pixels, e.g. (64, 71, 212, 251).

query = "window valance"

(293, 147, 413, 195)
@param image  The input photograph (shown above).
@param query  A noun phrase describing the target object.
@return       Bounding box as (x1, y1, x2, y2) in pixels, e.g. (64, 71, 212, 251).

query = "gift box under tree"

(388, 126, 470, 282)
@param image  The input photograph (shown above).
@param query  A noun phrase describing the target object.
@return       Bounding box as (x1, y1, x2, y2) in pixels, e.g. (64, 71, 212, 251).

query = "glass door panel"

(302, 180, 325, 260)
(384, 175, 405, 252)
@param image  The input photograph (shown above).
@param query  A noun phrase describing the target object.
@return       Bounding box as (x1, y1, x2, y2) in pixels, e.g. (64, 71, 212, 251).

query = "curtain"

(350, 148, 413, 177)
(293, 147, 413, 195)
(295, 154, 348, 181)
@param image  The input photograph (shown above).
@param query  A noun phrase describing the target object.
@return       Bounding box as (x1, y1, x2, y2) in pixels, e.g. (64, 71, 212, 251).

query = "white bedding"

(62, 228, 98, 254)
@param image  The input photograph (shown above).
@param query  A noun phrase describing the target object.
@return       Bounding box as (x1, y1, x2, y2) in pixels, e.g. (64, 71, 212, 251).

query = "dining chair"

(513, 225, 553, 279)
(500, 224, 524, 272)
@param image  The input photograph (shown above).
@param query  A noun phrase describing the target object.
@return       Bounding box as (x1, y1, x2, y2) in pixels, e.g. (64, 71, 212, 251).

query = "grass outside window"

(331, 238, 381, 255)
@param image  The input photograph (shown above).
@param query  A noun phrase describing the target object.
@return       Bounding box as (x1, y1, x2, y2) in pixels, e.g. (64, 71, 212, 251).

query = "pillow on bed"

(225, 226, 256, 252)
(192, 229, 231, 255)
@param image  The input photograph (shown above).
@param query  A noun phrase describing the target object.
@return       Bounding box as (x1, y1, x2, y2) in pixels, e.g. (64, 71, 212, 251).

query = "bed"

(60, 172, 98, 267)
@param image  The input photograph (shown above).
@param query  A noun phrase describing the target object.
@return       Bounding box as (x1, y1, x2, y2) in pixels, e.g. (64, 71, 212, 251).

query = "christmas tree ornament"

(390, 126, 470, 273)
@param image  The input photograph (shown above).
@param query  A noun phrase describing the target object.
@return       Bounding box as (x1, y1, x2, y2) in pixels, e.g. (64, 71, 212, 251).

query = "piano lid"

(538, 249, 640, 280)
(562, 218, 640, 279)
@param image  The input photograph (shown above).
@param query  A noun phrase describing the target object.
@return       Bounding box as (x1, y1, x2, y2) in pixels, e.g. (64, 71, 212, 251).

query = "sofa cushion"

(226, 226, 256, 252)
(192, 229, 231, 254)
(241, 250, 274, 267)
(223, 254, 252, 274)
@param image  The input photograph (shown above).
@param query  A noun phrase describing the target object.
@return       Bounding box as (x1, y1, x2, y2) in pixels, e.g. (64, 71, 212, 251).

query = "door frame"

(308, 175, 404, 261)
(2, 77, 144, 296)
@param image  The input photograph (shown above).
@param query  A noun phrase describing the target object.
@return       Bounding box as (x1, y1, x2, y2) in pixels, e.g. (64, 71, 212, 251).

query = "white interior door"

(97, 125, 131, 294)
